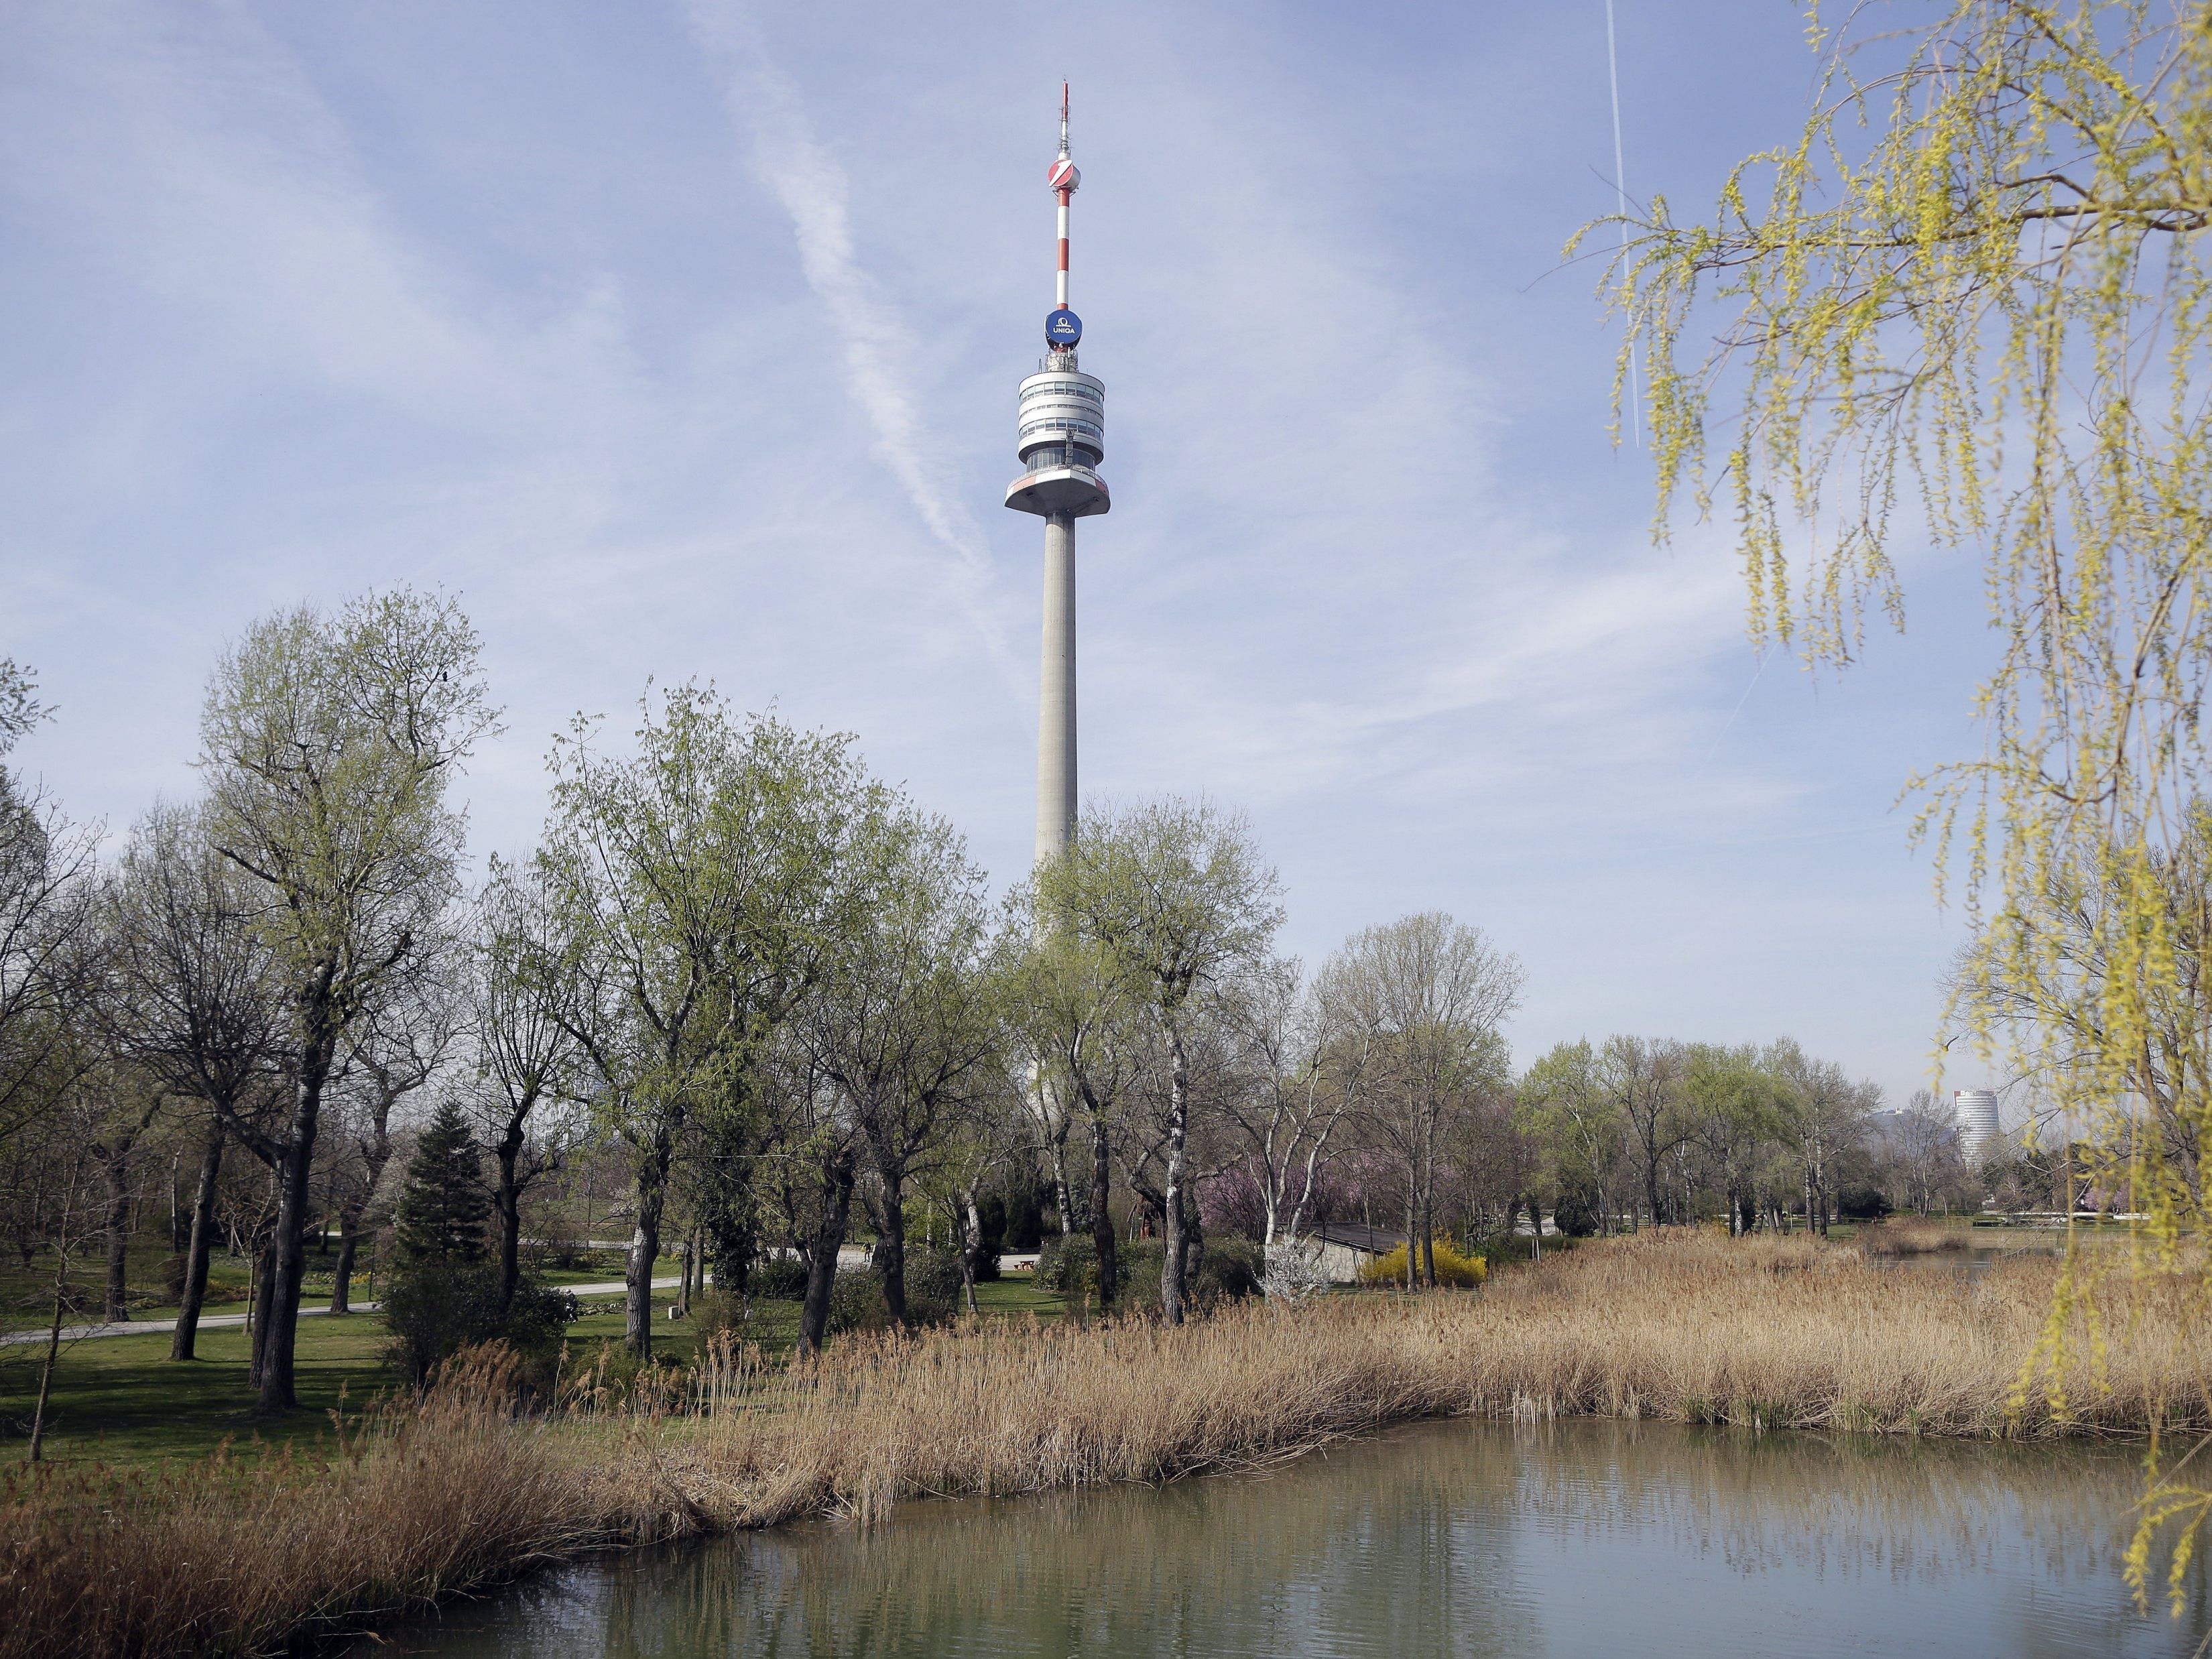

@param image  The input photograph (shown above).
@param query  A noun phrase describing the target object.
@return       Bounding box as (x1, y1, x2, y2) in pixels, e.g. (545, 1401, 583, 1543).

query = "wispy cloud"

(679, 2, 1026, 706)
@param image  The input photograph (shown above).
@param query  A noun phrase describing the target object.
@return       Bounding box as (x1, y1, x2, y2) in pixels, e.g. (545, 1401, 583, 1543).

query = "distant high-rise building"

(1005, 83, 1109, 867)
(1953, 1089, 2001, 1154)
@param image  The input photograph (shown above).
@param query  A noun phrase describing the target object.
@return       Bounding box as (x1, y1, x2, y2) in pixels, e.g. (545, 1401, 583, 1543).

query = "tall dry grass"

(4, 1231, 2205, 1658)
(1857, 1216, 1978, 1256)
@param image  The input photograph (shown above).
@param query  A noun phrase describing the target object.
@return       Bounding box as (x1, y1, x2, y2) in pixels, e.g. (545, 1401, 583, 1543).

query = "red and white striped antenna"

(1048, 81, 1079, 315)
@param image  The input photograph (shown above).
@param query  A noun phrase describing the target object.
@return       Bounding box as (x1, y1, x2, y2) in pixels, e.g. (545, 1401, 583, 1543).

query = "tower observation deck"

(1008, 84, 1108, 866)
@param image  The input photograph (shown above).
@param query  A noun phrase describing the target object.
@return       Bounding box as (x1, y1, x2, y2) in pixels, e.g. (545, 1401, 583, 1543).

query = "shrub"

(1040, 1235, 1259, 1314)
(746, 1255, 810, 1300)
(379, 1261, 578, 1388)
(1357, 1239, 1489, 1289)
(1550, 1188, 1604, 1237)
(828, 1270, 889, 1335)
(1471, 1233, 1580, 1274)
(900, 1251, 963, 1324)
(1837, 1184, 1894, 1221)
(1034, 1233, 1097, 1295)
(1193, 1236, 1263, 1304)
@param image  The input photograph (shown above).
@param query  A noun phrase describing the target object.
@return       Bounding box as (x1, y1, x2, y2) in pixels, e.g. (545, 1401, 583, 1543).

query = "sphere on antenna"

(1048, 158, 1079, 192)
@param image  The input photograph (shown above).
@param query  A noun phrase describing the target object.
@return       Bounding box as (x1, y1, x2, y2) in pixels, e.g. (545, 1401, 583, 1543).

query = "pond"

(369, 1417, 2209, 1658)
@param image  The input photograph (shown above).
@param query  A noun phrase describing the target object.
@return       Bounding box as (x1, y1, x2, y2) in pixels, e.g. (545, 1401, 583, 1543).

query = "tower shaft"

(1035, 512, 1077, 863)
(1009, 83, 1106, 867)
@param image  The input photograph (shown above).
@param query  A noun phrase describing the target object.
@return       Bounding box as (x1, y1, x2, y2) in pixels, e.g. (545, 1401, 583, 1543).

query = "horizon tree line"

(0, 587, 1994, 1425)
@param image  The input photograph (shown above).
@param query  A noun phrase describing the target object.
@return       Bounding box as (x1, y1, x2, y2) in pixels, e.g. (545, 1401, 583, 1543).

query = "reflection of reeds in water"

(8, 1232, 2208, 1658)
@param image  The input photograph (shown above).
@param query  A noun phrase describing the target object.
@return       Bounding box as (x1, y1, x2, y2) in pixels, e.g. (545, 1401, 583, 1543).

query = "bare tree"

(1601, 1036, 1689, 1229)
(471, 857, 585, 1308)
(1886, 1088, 1970, 1217)
(324, 938, 465, 1314)
(104, 802, 290, 1360)
(1324, 913, 1523, 1287)
(1768, 1039, 1880, 1236)
(1215, 957, 1356, 1289)
(0, 763, 100, 1148)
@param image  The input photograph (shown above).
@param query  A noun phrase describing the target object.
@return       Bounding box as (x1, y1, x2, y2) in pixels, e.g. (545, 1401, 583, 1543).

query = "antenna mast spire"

(1048, 82, 1079, 313)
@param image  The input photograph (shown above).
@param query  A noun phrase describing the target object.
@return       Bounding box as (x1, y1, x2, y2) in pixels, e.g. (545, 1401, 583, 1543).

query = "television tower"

(1007, 82, 1109, 866)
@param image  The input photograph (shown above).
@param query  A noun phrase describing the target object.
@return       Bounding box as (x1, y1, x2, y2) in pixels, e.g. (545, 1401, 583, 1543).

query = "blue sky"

(0, 3, 1996, 1106)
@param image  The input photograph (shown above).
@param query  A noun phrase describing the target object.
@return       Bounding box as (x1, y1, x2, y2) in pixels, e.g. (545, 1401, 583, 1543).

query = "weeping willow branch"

(1575, 0, 2212, 1607)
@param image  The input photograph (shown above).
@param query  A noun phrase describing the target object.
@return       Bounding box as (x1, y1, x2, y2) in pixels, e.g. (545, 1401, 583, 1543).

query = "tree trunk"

(1048, 1131, 1074, 1239)
(247, 1236, 278, 1391)
(798, 1152, 857, 1355)
(1418, 1178, 1437, 1289)
(1089, 1114, 1118, 1308)
(172, 1125, 224, 1361)
(328, 1221, 360, 1315)
(876, 1160, 910, 1327)
(625, 1135, 672, 1360)
(959, 1186, 984, 1313)
(1160, 1024, 1192, 1325)
(1179, 1186, 1204, 1300)
(259, 1025, 336, 1413)
(1402, 1186, 1419, 1291)
(494, 1132, 524, 1310)
(103, 1152, 132, 1325)
(27, 1259, 68, 1464)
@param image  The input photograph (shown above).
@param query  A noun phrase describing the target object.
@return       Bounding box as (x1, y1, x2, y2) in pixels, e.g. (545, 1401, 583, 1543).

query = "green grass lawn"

(1, 1271, 1067, 1467)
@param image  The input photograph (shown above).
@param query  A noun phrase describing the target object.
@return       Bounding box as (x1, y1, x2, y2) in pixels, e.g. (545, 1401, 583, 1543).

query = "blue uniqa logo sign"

(1045, 308, 1083, 347)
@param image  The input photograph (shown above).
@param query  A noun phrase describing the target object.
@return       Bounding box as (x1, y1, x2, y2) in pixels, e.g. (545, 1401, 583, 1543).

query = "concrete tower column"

(1007, 86, 1107, 869)
(1035, 512, 1077, 864)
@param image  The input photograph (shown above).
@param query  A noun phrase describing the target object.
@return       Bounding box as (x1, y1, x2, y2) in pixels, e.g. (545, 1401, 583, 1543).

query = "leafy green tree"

(393, 1096, 489, 1264)
(1518, 1039, 1626, 1235)
(1683, 1044, 1792, 1236)
(471, 857, 586, 1309)
(1593, 6, 2212, 1568)
(1003, 920, 1149, 1306)
(1038, 799, 1283, 1323)
(539, 688, 877, 1358)
(796, 804, 1003, 1333)
(199, 588, 493, 1410)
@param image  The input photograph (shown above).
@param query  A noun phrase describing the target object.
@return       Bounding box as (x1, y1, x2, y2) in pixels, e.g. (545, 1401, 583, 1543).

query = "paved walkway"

(0, 1276, 680, 1348)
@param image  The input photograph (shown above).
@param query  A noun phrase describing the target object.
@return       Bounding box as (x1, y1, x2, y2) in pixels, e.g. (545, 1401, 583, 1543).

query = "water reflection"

(377, 1419, 2210, 1658)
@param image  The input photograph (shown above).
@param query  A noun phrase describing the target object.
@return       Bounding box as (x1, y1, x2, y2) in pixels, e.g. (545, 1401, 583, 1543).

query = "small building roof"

(1313, 1223, 1406, 1255)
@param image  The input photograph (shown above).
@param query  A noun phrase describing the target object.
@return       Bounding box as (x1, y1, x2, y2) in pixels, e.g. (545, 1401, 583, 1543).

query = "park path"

(0, 1276, 681, 1348)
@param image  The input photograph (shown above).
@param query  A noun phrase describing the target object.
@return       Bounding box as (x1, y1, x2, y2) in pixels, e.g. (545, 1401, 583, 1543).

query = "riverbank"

(3, 1230, 2200, 1658)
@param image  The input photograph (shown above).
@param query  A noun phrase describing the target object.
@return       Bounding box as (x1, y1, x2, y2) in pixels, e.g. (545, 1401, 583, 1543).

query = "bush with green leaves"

(378, 1260, 576, 1388)
(900, 1250, 964, 1323)
(1035, 1233, 1097, 1295)
(746, 1255, 810, 1300)
(1034, 1234, 1257, 1316)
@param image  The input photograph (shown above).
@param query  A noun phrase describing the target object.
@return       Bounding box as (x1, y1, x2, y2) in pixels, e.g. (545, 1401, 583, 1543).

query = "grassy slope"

(0, 1273, 1063, 1466)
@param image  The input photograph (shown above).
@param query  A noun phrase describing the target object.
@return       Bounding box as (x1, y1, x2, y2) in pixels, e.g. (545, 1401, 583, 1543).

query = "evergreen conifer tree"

(391, 1097, 488, 1263)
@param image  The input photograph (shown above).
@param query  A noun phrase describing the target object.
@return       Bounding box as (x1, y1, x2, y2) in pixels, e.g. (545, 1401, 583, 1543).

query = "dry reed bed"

(4, 1231, 2204, 1658)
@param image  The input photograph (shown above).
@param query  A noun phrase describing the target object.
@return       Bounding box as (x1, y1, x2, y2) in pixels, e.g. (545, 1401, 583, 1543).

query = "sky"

(0, 3, 2000, 1109)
